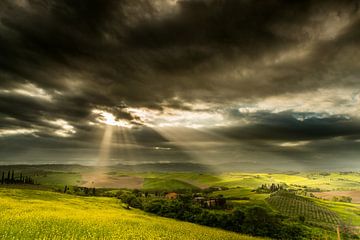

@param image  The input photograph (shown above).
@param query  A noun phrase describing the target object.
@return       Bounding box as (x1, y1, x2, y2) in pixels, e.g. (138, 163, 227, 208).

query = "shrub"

(118, 192, 143, 209)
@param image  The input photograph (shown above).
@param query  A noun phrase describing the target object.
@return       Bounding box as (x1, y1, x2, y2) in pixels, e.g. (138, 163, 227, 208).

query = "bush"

(332, 196, 352, 203)
(143, 199, 165, 214)
(118, 192, 143, 209)
(277, 223, 308, 240)
(241, 206, 280, 237)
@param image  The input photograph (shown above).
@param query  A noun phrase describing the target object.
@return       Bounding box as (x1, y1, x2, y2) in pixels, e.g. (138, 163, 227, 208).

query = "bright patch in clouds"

(154, 108, 224, 128)
(92, 109, 132, 128)
(0, 128, 38, 137)
(132, 107, 225, 128)
(92, 106, 225, 129)
(238, 88, 360, 117)
(47, 119, 76, 137)
(92, 87, 359, 132)
(154, 146, 171, 150)
(0, 83, 53, 101)
(279, 141, 310, 147)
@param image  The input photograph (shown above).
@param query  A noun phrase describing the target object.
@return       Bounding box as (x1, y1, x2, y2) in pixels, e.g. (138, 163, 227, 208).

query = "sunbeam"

(152, 127, 220, 169)
(90, 109, 136, 186)
(98, 125, 113, 166)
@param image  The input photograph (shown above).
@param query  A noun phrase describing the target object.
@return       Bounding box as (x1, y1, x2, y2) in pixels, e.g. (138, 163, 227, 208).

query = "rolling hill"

(0, 188, 263, 240)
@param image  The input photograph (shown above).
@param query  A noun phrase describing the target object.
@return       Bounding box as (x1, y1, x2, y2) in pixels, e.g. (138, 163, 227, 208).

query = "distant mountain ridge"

(0, 162, 357, 173)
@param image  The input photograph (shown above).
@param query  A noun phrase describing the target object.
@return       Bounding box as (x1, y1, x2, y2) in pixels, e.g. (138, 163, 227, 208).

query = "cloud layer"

(0, 0, 360, 170)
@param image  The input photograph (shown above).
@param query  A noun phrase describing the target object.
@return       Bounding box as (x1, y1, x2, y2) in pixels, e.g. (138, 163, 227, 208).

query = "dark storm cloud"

(208, 110, 360, 168)
(219, 111, 360, 141)
(1, 0, 359, 107)
(0, 0, 359, 167)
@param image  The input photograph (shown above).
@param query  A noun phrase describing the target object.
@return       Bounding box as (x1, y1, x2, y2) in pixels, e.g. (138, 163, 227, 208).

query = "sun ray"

(98, 125, 113, 166)
(89, 108, 145, 187)
(115, 126, 138, 165)
(152, 127, 218, 169)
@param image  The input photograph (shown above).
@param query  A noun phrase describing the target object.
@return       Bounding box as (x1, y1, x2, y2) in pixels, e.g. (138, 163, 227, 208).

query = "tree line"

(256, 183, 285, 193)
(1, 170, 35, 185)
(116, 190, 308, 240)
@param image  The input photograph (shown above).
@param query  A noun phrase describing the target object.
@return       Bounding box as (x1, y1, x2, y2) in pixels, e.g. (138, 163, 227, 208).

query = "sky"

(0, 0, 360, 170)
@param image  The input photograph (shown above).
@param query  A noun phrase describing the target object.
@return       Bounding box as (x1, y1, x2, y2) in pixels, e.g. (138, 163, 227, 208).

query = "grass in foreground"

(0, 188, 263, 240)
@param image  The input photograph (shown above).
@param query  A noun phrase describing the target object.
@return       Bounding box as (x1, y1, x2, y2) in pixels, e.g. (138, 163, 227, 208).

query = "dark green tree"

(11, 170, 14, 183)
(7, 170, 10, 183)
(241, 206, 280, 237)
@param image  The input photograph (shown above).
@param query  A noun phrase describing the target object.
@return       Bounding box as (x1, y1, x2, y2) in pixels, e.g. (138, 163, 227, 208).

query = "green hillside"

(0, 188, 262, 240)
(142, 178, 199, 191)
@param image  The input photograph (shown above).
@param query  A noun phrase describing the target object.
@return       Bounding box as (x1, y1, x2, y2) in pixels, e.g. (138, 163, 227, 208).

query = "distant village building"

(205, 199, 218, 208)
(207, 186, 228, 191)
(165, 192, 178, 200)
(194, 196, 226, 208)
(194, 196, 205, 202)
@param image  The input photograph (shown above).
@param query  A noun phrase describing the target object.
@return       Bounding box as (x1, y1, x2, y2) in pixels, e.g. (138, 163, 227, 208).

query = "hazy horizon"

(1, 0, 360, 171)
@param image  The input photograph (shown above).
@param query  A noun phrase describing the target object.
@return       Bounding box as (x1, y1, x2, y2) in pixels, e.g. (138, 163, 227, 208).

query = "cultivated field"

(266, 191, 342, 228)
(314, 190, 360, 204)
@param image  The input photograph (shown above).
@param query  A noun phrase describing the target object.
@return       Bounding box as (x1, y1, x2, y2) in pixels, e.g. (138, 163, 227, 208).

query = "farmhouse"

(194, 196, 226, 208)
(165, 192, 178, 200)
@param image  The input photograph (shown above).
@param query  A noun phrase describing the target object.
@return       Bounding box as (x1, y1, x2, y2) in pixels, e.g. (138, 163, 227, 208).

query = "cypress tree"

(7, 171, 10, 184)
(1, 172, 4, 184)
(11, 170, 14, 183)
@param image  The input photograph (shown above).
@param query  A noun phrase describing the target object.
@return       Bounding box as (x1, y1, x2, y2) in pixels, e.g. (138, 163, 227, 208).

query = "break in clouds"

(0, 0, 360, 170)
